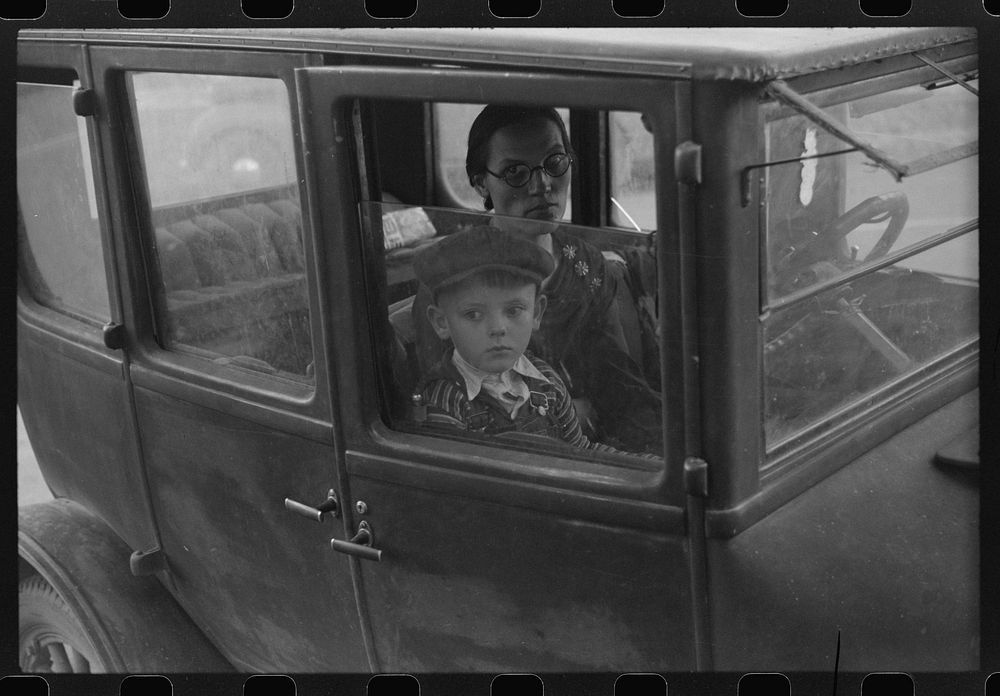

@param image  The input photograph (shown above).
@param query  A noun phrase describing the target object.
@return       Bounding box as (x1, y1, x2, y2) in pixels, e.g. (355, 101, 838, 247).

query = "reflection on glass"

(129, 72, 297, 207)
(764, 234, 978, 449)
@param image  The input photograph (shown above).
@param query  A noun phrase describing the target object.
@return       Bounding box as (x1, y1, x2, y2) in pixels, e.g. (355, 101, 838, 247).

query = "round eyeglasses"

(485, 152, 573, 188)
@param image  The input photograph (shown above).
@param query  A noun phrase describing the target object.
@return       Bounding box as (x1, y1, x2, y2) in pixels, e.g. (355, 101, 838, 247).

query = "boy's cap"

(413, 225, 555, 292)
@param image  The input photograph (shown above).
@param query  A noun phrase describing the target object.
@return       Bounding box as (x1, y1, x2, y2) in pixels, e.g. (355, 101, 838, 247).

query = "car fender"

(18, 498, 233, 673)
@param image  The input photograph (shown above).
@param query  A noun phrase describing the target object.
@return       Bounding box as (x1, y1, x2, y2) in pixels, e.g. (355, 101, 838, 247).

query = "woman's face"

(473, 117, 570, 224)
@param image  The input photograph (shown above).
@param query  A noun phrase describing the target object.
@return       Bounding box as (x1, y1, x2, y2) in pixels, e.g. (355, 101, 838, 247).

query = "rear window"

(17, 80, 111, 323)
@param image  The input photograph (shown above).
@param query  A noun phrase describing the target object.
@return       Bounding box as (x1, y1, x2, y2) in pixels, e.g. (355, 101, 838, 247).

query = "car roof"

(21, 27, 977, 81)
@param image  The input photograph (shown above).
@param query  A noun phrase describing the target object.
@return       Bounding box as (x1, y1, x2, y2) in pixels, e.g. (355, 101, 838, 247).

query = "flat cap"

(413, 225, 555, 293)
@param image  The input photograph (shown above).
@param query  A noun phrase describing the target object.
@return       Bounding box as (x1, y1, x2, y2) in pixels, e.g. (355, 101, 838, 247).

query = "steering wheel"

(769, 190, 915, 402)
(783, 191, 909, 270)
(824, 191, 909, 262)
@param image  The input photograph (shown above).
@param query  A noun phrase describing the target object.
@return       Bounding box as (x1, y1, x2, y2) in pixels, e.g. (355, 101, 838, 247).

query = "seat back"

(152, 196, 313, 376)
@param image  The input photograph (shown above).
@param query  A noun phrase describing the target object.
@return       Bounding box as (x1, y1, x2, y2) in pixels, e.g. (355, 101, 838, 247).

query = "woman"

(414, 105, 662, 454)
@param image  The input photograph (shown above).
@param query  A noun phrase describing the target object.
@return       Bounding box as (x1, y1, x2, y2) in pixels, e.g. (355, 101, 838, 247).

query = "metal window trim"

(707, 345, 978, 538)
(296, 64, 691, 504)
(761, 218, 979, 316)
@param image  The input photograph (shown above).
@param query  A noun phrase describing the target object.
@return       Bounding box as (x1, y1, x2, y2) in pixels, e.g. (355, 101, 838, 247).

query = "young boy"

(412, 225, 625, 453)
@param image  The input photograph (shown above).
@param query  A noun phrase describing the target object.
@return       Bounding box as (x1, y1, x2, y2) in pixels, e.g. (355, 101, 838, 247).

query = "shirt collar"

(450, 350, 550, 402)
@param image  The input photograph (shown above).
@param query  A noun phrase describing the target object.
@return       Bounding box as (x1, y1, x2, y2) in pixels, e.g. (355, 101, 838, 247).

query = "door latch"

(284, 489, 340, 522)
(331, 520, 382, 562)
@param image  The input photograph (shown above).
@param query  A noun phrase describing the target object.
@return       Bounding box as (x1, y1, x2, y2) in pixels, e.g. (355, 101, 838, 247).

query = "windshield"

(759, 72, 979, 454)
(763, 76, 978, 305)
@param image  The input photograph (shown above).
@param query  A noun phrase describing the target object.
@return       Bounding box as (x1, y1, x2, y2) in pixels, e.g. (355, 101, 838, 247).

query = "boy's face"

(427, 280, 546, 374)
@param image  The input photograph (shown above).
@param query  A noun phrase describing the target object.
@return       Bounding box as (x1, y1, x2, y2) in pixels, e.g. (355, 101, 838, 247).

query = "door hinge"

(102, 322, 125, 350)
(674, 141, 702, 186)
(72, 87, 97, 117)
(684, 456, 709, 498)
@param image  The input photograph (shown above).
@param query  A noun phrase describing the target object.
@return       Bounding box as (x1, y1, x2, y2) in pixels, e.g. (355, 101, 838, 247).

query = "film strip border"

(2, 0, 1000, 21)
(3, 671, 998, 695)
(4, 4, 998, 696)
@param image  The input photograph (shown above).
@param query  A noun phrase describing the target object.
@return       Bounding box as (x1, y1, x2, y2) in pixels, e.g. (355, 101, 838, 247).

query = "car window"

(760, 77, 979, 453)
(609, 110, 655, 231)
(764, 79, 978, 302)
(128, 72, 314, 382)
(17, 80, 111, 323)
(130, 72, 299, 207)
(369, 199, 663, 464)
(382, 101, 666, 463)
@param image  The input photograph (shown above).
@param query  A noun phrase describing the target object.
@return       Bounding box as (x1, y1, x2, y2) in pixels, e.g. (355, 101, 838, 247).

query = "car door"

(298, 65, 709, 671)
(88, 44, 371, 671)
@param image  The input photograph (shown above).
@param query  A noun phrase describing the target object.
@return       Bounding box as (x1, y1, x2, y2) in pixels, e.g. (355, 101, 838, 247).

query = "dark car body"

(16, 27, 979, 674)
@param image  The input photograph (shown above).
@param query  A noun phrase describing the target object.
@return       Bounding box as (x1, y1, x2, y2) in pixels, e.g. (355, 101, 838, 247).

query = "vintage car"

(16, 27, 979, 675)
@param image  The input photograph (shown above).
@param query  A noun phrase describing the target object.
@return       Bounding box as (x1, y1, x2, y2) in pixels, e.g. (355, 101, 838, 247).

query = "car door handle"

(284, 490, 340, 522)
(331, 521, 382, 562)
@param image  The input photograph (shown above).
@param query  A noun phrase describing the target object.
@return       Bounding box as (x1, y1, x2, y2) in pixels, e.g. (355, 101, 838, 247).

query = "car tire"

(18, 574, 107, 673)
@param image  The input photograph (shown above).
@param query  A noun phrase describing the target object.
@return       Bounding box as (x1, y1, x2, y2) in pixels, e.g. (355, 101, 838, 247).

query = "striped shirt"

(419, 350, 623, 453)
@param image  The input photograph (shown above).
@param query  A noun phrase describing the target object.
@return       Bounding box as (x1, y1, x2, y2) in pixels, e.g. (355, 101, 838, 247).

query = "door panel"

(299, 65, 700, 670)
(17, 317, 155, 553)
(131, 386, 369, 671)
(350, 472, 694, 670)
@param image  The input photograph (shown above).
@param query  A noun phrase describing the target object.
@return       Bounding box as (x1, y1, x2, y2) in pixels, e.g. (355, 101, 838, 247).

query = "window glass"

(761, 76, 979, 452)
(130, 72, 299, 208)
(130, 73, 313, 381)
(609, 110, 655, 231)
(434, 103, 572, 217)
(17, 81, 111, 322)
(764, 80, 978, 303)
(369, 200, 663, 462)
(764, 233, 978, 449)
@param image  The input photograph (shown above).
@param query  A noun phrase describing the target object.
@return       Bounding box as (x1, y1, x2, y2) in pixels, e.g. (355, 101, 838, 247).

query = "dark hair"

(465, 105, 574, 211)
(434, 267, 542, 306)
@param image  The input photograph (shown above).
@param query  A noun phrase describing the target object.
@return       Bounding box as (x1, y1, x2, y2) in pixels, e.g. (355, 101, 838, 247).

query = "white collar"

(450, 350, 549, 404)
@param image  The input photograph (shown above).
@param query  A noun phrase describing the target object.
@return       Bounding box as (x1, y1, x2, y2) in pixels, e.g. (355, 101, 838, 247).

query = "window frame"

(298, 64, 695, 508)
(88, 45, 330, 427)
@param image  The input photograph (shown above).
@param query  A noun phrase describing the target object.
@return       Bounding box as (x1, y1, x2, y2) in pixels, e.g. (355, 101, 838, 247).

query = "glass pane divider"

(760, 218, 978, 317)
